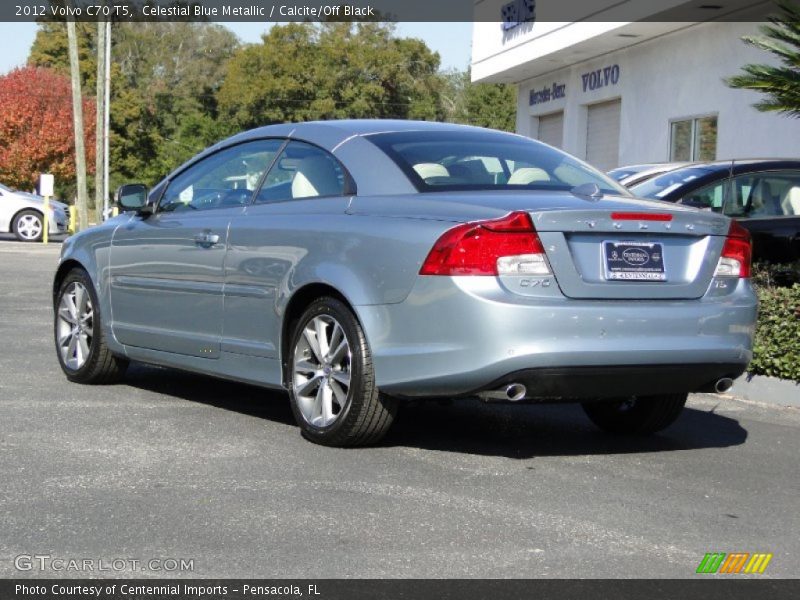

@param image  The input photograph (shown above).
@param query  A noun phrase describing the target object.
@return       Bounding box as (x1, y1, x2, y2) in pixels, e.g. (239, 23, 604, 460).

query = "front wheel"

(54, 268, 128, 384)
(581, 393, 687, 435)
(288, 297, 397, 447)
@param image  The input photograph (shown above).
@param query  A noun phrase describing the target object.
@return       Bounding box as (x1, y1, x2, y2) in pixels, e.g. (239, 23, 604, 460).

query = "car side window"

(725, 171, 800, 218)
(254, 141, 348, 204)
(159, 139, 283, 213)
(680, 181, 726, 211)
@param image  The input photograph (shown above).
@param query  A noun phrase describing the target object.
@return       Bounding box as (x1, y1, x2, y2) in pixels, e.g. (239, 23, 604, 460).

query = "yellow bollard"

(43, 196, 49, 244)
(68, 206, 77, 234)
(112, 206, 119, 217)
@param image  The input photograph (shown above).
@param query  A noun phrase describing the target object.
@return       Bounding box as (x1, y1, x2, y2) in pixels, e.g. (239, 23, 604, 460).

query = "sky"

(0, 21, 473, 75)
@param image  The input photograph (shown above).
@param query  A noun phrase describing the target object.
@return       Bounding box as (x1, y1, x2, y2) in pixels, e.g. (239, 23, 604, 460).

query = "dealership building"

(471, 1, 799, 171)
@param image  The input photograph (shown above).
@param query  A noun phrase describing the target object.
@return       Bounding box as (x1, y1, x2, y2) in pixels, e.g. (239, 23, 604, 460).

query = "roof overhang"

(471, 0, 772, 84)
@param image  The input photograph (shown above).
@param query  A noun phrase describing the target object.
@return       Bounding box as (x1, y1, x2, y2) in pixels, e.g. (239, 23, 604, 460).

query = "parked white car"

(0, 183, 68, 242)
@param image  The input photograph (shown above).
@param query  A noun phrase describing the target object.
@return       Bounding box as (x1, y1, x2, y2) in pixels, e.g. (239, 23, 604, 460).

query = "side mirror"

(115, 183, 151, 214)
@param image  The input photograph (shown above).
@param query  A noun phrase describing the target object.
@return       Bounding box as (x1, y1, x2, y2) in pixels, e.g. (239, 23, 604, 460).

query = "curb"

(728, 373, 800, 408)
(0, 240, 65, 251)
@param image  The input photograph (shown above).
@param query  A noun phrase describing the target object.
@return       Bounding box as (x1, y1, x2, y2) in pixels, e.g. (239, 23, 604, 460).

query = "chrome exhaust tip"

(715, 377, 734, 393)
(505, 383, 527, 401)
(478, 383, 527, 402)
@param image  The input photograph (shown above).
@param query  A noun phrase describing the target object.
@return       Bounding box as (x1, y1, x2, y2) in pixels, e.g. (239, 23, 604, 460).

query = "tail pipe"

(478, 383, 527, 402)
(715, 377, 734, 393)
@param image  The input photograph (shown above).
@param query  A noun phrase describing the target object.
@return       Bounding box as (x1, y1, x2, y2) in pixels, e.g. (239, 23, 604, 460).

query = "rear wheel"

(581, 393, 687, 434)
(13, 210, 44, 242)
(54, 268, 128, 384)
(288, 297, 397, 447)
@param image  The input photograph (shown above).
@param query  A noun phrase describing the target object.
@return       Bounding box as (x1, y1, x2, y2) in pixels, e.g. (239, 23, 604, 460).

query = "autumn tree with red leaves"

(0, 66, 95, 193)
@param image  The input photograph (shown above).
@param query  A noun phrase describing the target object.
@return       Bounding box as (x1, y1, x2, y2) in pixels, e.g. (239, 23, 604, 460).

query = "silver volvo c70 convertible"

(53, 121, 757, 446)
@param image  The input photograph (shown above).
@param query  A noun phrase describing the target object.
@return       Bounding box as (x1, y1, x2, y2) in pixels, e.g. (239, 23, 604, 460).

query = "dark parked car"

(631, 160, 800, 264)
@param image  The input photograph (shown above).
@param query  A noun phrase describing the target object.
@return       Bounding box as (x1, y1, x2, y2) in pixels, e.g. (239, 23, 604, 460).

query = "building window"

(669, 116, 717, 161)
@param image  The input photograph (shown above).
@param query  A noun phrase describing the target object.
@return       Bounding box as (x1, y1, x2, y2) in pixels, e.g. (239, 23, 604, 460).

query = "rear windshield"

(631, 167, 714, 199)
(366, 130, 629, 196)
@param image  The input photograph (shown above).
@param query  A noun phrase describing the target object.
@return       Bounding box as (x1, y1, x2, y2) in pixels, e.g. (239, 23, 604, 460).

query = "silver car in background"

(607, 162, 691, 188)
(52, 121, 757, 446)
(1, 183, 68, 242)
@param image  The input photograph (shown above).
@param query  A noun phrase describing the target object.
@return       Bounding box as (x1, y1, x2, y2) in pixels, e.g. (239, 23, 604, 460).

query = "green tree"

(109, 22, 239, 184)
(217, 23, 444, 129)
(29, 22, 98, 90)
(441, 69, 517, 132)
(727, 0, 800, 118)
(29, 22, 239, 186)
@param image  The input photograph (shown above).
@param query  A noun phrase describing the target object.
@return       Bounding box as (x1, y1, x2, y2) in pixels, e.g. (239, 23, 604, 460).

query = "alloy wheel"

(292, 315, 352, 427)
(56, 282, 94, 370)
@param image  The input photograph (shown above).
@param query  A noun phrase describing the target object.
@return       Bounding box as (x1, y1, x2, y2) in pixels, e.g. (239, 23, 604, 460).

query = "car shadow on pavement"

(124, 363, 297, 427)
(383, 399, 748, 458)
(123, 363, 747, 458)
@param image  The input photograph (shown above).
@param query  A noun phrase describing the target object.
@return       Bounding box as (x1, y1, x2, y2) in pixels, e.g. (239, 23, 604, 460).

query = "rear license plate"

(603, 241, 666, 281)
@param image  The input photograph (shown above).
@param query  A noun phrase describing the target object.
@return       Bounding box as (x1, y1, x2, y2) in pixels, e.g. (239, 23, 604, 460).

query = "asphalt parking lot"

(1, 239, 799, 579)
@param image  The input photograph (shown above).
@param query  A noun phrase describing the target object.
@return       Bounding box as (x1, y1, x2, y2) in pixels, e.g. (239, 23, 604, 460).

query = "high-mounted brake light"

(420, 212, 550, 276)
(714, 220, 752, 278)
(610, 212, 673, 222)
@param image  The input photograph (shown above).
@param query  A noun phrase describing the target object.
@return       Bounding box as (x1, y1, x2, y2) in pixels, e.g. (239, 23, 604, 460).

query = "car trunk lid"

(349, 190, 731, 300)
(532, 207, 729, 300)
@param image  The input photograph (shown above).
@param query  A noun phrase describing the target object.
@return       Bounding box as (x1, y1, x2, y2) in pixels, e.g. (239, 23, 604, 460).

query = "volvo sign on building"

(471, 0, 799, 172)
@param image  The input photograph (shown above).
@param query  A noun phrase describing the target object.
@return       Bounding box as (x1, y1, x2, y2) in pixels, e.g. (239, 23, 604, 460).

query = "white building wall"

(516, 22, 799, 166)
(471, 0, 695, 83)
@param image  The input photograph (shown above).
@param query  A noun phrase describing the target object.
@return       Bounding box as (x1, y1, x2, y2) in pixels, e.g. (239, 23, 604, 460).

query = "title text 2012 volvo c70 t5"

(53, 121, 757, 446)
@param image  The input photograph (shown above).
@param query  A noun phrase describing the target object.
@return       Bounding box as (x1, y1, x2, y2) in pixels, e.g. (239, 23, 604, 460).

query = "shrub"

(751, 260, 800, 288)
(749, 263, 800, 381)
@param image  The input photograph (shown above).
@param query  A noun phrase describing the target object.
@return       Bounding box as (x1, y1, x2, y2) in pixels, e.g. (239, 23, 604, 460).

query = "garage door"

(536, 112, 564, 148)
(585, 99, 621, 172)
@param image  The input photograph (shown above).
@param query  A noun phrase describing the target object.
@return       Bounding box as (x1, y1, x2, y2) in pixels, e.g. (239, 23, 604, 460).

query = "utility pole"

(94, 19, 106, 224)
(67, 19, 89, 231)
(103, 20, 111, 220)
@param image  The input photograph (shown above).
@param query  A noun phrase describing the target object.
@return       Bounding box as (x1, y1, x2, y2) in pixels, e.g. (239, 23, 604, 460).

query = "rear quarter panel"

(223, 198, 457, 364)
(230, 197, 455, 305)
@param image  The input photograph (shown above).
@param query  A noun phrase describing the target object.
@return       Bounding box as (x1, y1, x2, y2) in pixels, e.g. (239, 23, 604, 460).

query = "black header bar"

(0, 0, 783, 22)
(3, 579, 800, 600)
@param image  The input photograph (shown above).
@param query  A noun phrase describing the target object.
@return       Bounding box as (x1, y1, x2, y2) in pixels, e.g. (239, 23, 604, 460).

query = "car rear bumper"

(355, 276, 757, 399)
(477, 363, 746, 401)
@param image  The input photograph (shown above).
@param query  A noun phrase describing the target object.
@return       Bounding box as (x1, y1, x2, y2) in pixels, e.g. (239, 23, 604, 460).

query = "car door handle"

(194, 232, 220, 247)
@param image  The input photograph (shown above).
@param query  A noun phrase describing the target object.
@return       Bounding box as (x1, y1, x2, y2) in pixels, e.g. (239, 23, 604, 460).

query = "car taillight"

(714, 220, 752, 278)
(419, 211, 551, 276)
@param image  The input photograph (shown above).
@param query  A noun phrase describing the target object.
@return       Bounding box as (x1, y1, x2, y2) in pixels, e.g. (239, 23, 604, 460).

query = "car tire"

(288, 297, 397, 447)
(13, 209, 44, 242)
(581, 393, 687, 435)
(54, 268, 128, 384)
